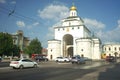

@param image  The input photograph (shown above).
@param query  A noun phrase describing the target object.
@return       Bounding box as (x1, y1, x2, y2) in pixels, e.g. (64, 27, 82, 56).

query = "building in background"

(47, 5, 102, 60)
(12, 30, 30, 58)
(102, 44, 120, 57)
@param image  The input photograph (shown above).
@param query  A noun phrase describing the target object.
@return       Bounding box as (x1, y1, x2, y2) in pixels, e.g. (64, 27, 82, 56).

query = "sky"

(0, 0, 120, 48)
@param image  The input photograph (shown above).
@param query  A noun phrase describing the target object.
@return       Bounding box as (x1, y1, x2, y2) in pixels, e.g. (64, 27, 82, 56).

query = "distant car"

(55, 57, 70, 62)
(35, 56, 48, 62)
(106, 56, 115, 62)
(10, 59, 38, 69)
(71, 56, 85, 64)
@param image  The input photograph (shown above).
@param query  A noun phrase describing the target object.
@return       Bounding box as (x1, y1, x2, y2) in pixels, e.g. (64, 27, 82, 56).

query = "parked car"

(106, 56, 115, 62)
(71, 56, 85, 64)
(35, 56, 48, 62)
(55, 57, 70, 62)
(10, 59, 38, 69)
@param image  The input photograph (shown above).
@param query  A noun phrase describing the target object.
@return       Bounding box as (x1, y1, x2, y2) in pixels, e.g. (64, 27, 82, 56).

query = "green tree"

(12, 45, 20, 57)
(0, 32, 13, 56)
(24, 38, 42, 57)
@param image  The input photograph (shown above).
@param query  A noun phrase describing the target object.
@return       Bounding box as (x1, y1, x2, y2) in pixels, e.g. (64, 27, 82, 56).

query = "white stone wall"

(54, 25, 90, 40)
(76, 38, 92, 59)
(47, 40, 61, 60)
(92, 38, 101, 59)
(75, 38, 101, 59)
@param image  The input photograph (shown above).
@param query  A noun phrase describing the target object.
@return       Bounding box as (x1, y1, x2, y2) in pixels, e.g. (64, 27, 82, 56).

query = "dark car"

(71, 56, 85, 64)
(106, 56, 115, 62)
(35, 56, 48, 62)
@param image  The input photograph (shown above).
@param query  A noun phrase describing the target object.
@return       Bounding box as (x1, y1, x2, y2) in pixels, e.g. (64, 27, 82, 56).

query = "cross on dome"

(70, 3, 77, 11)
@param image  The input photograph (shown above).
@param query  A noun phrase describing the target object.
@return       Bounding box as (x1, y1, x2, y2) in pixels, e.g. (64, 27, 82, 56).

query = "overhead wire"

(0, 5, 43, 24)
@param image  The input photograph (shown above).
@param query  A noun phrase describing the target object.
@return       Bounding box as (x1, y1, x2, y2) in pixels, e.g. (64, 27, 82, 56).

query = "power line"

(0, 6, 43, 24)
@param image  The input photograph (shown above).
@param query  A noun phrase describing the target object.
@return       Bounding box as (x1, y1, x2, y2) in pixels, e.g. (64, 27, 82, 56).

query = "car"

(55, 57, 70, 62)
(10, 58, 38, 69)
(35, 56, 48, 62)
(106, 56, 115, 62)
(71, 56, 85, 64)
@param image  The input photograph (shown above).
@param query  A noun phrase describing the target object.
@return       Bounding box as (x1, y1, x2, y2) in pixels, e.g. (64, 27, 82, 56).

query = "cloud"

(0, 0, 6, 3)
(46, 25, 54, 39)
(38, 4, 69, 21)
(118, 20, 120, 28)
(101, 20, 120, 43)
(83, 18, 120, 44)
(33, 22, 39, 26)
(83, 18, 105, 31)
(16, 20, 40, 30)
(16, 21, 25, 27)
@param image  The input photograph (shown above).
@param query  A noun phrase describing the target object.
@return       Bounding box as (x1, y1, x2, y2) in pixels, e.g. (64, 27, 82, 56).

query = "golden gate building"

(47, 5, 102, 60)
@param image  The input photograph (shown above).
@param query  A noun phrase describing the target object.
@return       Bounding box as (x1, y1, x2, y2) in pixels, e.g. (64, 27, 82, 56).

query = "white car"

(10, 59, 38, 69)
(55, 57, 70, 62)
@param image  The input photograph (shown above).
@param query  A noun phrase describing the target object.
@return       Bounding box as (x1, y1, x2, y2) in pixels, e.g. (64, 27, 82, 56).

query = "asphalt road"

(0, 61, 96, 80)
(0, 62, 10, 67)
(0, 61, 119, 80)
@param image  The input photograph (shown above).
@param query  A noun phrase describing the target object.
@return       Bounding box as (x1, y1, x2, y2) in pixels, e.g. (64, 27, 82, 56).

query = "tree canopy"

(24, 38, 43, 56)
(0, 32, 13, 56)
(12, 45, 20, 57)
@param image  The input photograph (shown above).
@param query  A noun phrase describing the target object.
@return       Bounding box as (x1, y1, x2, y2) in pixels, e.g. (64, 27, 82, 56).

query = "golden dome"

(70, 5, 77, 10)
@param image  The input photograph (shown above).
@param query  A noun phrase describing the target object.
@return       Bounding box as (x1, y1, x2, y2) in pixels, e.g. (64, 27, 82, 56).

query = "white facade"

(47, 5, 101, 60)
(103, 44, 120, 57)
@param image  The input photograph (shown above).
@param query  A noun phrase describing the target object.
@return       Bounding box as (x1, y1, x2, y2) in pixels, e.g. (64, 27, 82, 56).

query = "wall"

(47, 40, 61, 60)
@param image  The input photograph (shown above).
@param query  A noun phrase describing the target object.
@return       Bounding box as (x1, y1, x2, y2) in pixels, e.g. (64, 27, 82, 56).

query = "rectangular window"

(114, 47, 116, 51)
(58, 28, 60, 31)
(104, 47, 106, 51)
(109, 47, 111, 51)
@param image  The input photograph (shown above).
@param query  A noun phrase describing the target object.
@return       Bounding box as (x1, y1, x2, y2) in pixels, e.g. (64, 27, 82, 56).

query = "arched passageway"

(63, 34, 73, 57)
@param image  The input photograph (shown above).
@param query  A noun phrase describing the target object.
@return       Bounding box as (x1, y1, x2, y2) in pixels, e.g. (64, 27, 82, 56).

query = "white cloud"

(102, 20, 120, 43)
(16, 20, 40, 29)
(33, 22, 39, 26)
(118, 20, 120, 28)
(46, 25, 54, 39)
(38, 4, 69, 21)
(83, 18, 120, 44)
(0, 0, 6, 3)
(16, 21, 25, 27)
(84, 18, 105, 31)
